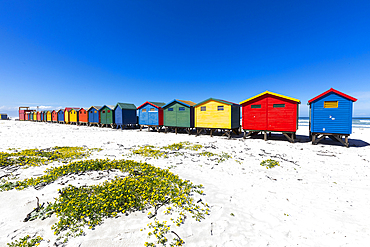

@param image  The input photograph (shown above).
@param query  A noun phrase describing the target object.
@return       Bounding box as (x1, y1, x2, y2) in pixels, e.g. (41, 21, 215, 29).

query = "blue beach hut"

(114, 103, 137, 129)
(0, 113, 8, 120)
(57, 109, 65, 123)
(308, 88, 357, 147)
(137, 101, 165, 131)
(88, 106, 102, 126)
(43, 111, 47, 122)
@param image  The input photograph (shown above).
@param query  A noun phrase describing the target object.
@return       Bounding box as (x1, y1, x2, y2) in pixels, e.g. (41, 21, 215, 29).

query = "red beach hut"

(52, 110, 58, 123)
(78, 108, 88, 125)
(37, 111, 41, 122)
(240, 91, 301, 142)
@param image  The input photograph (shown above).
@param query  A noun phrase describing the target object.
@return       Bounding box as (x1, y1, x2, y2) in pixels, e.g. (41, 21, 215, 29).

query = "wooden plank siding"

(309, 89, 357, 135)
(57, 110, 64, 122)
(78, 108, 89, 124)
(100, 105, 115, 125)
(88, 106, 102, 124)
(46, 111, 52, 122)
(43, 111, 47, 122)
(69, 108, 79, 124)
(137, 102, 165, 126)
(267, 96, 298, 132)
(52, 110, 58, 122)
(114, 103, 137, 128)
(64, 108, 79, 124)
(194, 98, 240, 129)
(162, 100, 196, 128)
(240, 91, 300, 133)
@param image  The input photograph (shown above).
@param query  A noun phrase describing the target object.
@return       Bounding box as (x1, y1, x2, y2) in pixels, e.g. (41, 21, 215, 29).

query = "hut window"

(90, 111, 93, 113)
(179, 107, 185, 111)
(217, 106, 224, 111)
(168, 108, 174, 111)
(251, 104, 261, 108)
(201, 106, 206, 111)
(102, 110, 105, 113)
(273, 104, 285, 108)
(142, 109, 147, 112)
(94, 111, 97, 113)
(108, 110, 111, 113)
(324, 101, 338, 108)
(149, 108, 156, 112)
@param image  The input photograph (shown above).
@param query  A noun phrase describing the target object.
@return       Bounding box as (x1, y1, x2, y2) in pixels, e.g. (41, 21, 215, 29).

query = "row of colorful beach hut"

(19, 88, 358, 147)
(19, 104, 138, 128)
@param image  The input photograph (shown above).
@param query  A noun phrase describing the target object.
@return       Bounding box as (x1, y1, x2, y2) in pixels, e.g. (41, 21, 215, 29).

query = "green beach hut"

(99, 105, 115, 128)
(162, 99, 196, 134)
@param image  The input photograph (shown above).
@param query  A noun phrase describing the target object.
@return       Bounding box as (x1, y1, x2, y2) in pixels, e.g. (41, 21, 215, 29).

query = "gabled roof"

(194, 98, 239, 107)
(68, 108, 80, 112)
(239, 91, 301, 105)
(114, 102, 137, 110)
(137, 101, 166, 109)
(100, 105, 115, 110)
(88, 106, 102, 111)
(64, 107, 79, 112)
(162, 99, 196, 108)
(308, 88, 357, 104)
(177, 99, 196, 106)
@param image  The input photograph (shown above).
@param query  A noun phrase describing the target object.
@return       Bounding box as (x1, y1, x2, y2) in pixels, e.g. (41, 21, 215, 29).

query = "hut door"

(177, 106, 188, 127)
(166, 107, 176, 127)
(100, 109, 105, 124)
(139, 108, 149, 125)
(107, 110, 112, 124)
(245, 98, 267, 130)
(148, 108, 158, 125)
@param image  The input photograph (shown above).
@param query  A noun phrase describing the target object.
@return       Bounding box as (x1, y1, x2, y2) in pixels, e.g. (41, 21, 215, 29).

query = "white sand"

(0, 120, 370, 247)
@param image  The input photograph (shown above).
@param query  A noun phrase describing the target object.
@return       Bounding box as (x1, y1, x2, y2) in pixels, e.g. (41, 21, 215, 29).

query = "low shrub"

(7, 235, 43, 247)
(260, 159, 280, 169)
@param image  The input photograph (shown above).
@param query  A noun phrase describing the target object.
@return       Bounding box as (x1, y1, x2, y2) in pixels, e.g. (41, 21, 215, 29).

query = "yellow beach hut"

(46, 111, 52, 122)
(69, 108, 79, 125)
(194, 98, 240, 138)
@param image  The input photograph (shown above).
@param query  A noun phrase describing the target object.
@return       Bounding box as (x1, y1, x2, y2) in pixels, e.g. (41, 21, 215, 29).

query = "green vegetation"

(162, 142, 202, 151)
(0, 146, 98, 168)
(260, 159, 280, 169)
(7, 235, 43, 247)
(130, 142, 231, 164)
(2, 158, 209, 246)
(132, 145, 169, 159)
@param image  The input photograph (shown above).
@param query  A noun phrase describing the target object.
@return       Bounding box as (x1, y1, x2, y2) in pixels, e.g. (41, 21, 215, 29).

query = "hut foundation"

(311, 132, 349, 147)
(196, 128, 239, 139)
(243, 130, 296, 143)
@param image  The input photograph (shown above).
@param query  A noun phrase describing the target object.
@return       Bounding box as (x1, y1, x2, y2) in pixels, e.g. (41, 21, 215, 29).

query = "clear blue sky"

(1, 0, 369, 117)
